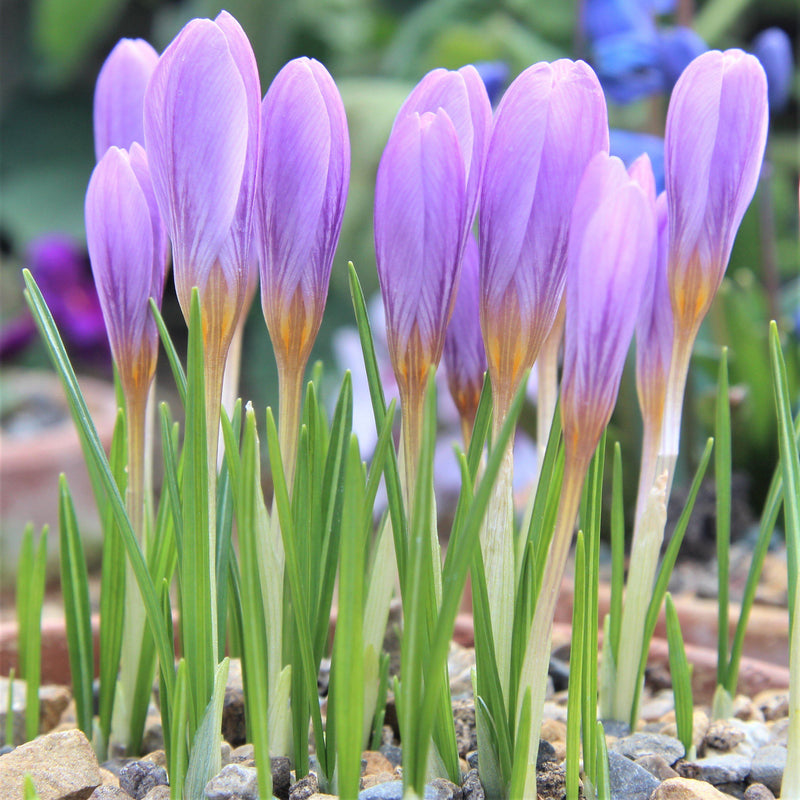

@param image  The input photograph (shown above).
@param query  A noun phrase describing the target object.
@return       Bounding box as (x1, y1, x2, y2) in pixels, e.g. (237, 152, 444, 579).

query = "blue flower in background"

(752, 28, 794, 112)
(474, 61, 510, 106)
(610, 129, 665, 192)
(657, 26, 708, 87)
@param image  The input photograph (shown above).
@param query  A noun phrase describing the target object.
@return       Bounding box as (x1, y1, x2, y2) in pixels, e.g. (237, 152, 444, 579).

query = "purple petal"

(375, 109, 466, 374)
(479, 60, 609, 385)
(665, 49, 768, 327)
(562, 152, 655, 459)
(258, 57, 350, 333)
(85, 147, 157, 376)
(93, 38, 159, 160)
(144, 19, 248, 310)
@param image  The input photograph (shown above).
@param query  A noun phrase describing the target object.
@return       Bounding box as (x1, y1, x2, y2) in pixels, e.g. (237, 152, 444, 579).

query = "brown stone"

(88, 789, 133, 799)
(141, 788, 170, 800)
(650, 777, 733, 799)
(98, 768, 119, 787)
(540, 718, 567, 743)
(361, 749, 395, 777)
(743, 784, 776, 800)
(704, 719, 745, 752)
(634, 753, 679, 780)
(39, 684, 72, 733)
(0, 728, 101, 799)
(360, 771, 396, 789)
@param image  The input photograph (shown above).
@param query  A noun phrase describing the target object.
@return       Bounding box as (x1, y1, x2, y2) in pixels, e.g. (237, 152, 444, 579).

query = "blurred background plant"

(1, 0, 797, 543)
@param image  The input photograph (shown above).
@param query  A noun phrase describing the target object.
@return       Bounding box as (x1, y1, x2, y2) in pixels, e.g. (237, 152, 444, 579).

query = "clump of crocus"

(443, 234, 486, 445)
(478, 58, 608, 694)
(93, 38, 158, 159)
(659, 49, 768, 490)
(518, 151, 655, 794)
(257, 56, 350, 483)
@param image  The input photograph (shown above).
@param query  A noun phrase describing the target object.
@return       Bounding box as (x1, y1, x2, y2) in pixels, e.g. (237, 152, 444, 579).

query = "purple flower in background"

(479, 59, 608, 409)
(375, 109, 466, 398)
(85, 145, 167, 394)
(610, 129, 665, 192)
(394, 65, 491, 247)
(144, 12, 260, 336)
(257, 57, 349, 374)
(443, 234, 486, 431)
(474, 61, 510, 106)
(561, 152, 655, 461)
(93, 38, 159, 160)
(657, 27, 708, 88)
(752, 28, 794, 112)
(665, 49, 768, 336)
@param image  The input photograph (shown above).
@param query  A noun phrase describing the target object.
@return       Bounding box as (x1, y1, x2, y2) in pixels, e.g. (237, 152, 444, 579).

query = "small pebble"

(118, 760, 168, 800)
(634, 753, 679, 780)
(428, 777, 463, 800)
(704, 719, 745, 751)
(611, 732, 685, 765)
(272, 755, 292, 799)
(536, 760, 568, 800)
(232, 744, 255, 763)
(141, 750, 167, 768)
(379, 742, 403, 767)
(460, 769, 484, 800)
(601, 718, 631, 739)
(89, 788, 134, 799)
(678, 752, 751, 784)
(357, 780, 442, 799)
(749, 744, 786, 796)
(537, 739, 557, 767)
(743, 783, 776, 800)
(650, 776, 732, 799)
(607, 750, 661, 800)
(290, 772, 319, 800)
(142, 787, 171, 800)
(204, 763, 258, 800)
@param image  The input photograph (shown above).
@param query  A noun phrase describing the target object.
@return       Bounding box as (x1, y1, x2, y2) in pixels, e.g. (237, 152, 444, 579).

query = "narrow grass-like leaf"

(566, 532, 586, 800)
(370, 651, 391, 751)
(239, 406, 272, 800)
(727, 409, 800, 695)
(508, 688, 532, 800)
(23, 270, 175, 705)
(184, 658, 229, 799)
(169, 659, 189, 800)
(665, 594, 693, 757)
(149, 298, 186, 405)
(98, 410, 127, 755)
(595, 720, 611, 800)
(630, 437, 714, 728)
(715, 349, 731, 687)
(181, 289, 214, 735)
(23, 774, 41, 800)
(58, 475, 94, 739)
(348, 261, 406, 583)
(609, 443, 625, 664)
(334, 436, 367, 799)
(266, 407, 328, 779)
(5, 668, 15, 746)
(466, 374, 492, 478)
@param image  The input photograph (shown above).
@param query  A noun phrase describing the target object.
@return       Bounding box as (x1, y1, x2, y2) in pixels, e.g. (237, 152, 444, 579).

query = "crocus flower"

(375, 109, 466, 407)
(752, 28, 794, 112)
(394, 65, 491, 244)
(610, 129, 665, 192)
(144, 12, 260, 342)
(480, 59, 608, 412)
(665, 49, 768, 339)
(257, 57, 349, 378)
(93, 38, 159, 160)
(561, 152, 655, 462)
(443, 234, 486, 436)
(85, 144, 166, 397)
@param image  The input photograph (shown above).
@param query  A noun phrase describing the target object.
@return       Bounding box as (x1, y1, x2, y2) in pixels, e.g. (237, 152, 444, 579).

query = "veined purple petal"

(636, 191, 672, 422)
(86, 147, 159, 390)
(480, 60, 608, 396)
(144, 18, 248, 312)
(93, 38, 158, 160)
(375, 109, 466, 386)
(215, 11, 261, 289)
(562, 153, 655, 461)
(258, 57, 349, 364)
(443, 234, 486, 422)
(665, 49, 768, 329)
(395, 65, 491, 239)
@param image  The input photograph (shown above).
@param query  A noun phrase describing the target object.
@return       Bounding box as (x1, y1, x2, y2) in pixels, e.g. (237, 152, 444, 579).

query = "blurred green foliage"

(0, 0, 797, 513)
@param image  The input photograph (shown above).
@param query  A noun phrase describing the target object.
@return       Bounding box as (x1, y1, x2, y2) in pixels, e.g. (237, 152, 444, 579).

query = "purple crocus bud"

(144, 14, 259, 336)
(85, 145, 166, 396)
(394, 65, 491, 244)
(443, 234, 486, 430)
(752, 28, 794, 113)
(561, 152, 655, 462)
(665, 49, 768, 337)
(375, 109, 466, 398)
(610, 129, 665, 192)
(93, 38, 159, 160)
(257, 57, 349, 374)
(480, 59, 609, 410)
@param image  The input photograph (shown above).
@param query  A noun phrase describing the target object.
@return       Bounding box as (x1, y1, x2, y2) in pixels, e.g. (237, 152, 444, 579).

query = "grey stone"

(358, 781, 442, 799)
(611, 732, 685, 765)
(465, 751, 478, 771)
(634, 753, 679, 780)
(537, 739, 557, 767)
(272, 756, 292, 799)
(379, 743, 402, 767)
(222, 659, 247, 747)
(231, 744, 255, 763)
(0, 728, 101, 800)
(140, 716, 164, 755)
(290, 772, 319, 800)
(749, 744, 786, 796)
(428, 777, 462, 800)
(101, 758, 135, 777)
(119, 760, 168, 800)
(89, 789, 135, 799)
(460, 769, 484, 800)
(601, 719, 631, 739)
(607, 750, 661, 800)
(205, 763, 259, 800)
(744, 783, 776, 800)
(678, 753, 752, 784)
(536, 760, 567, 800)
